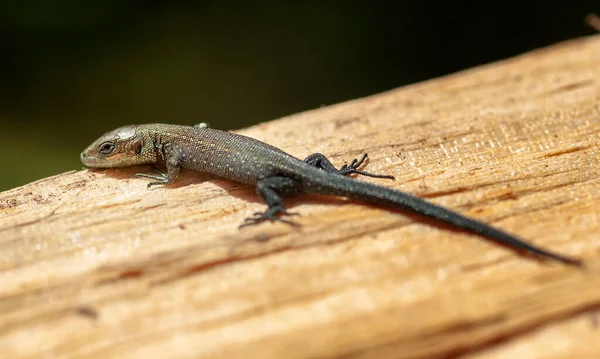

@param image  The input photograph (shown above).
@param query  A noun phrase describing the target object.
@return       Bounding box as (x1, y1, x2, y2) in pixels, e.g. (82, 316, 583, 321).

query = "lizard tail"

(300, 172, 582, 266)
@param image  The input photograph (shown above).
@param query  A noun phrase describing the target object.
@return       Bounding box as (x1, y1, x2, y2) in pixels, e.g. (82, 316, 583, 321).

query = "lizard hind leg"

(303, 153, 395, 180)
(239, 176, 301, 228)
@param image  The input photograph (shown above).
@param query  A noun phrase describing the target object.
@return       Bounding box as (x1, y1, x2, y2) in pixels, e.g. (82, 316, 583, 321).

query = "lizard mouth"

(80, 150, 145, 168)
(80, 152, 105, 167)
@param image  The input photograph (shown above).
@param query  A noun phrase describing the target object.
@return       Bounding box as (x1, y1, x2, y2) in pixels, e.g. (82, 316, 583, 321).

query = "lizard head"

(80, 125, 154, 168)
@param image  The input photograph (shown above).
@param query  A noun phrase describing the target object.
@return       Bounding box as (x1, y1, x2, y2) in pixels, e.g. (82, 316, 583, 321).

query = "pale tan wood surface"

(1, 35, 600, 359)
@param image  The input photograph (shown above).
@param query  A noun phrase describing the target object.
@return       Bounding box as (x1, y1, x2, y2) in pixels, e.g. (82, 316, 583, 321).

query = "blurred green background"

(0, 1, 598, 191)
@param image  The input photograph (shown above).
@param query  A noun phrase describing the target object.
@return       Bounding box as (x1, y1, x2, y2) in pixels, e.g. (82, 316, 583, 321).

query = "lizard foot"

(239, 206, 299, 228)
(339, 154, 395, 180)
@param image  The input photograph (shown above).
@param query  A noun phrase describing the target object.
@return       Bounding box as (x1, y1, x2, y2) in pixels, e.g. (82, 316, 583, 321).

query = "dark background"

(1, 1, 598, 191)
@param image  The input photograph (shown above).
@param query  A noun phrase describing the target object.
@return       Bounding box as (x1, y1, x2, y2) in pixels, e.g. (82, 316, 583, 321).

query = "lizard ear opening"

(133, 138, 143, 154)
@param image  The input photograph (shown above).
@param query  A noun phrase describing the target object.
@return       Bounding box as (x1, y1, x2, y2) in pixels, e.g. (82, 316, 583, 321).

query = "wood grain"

(1, 35, 600, 359)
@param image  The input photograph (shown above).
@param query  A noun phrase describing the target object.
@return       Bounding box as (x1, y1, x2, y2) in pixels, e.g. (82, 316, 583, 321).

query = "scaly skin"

(81, 123, 582, 266)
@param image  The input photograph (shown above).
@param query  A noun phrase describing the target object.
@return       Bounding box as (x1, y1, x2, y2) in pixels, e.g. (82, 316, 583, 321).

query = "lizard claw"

(340, 155, 364, 172)
(135, 171, 169, 188)
(239, 206, 300, 228)
(146, 181, 165, 188)
(339, 153, 395, 180)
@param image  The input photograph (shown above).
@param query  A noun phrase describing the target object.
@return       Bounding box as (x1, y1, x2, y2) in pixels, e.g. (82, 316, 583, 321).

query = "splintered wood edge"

(0, 35, 599, 359)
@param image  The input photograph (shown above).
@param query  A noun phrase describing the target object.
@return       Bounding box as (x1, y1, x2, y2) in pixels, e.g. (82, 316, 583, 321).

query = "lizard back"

(142, 124, 310, 184)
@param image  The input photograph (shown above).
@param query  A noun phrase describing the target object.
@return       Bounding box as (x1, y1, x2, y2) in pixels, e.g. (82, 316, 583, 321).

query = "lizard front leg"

(136, 144, 183, 188)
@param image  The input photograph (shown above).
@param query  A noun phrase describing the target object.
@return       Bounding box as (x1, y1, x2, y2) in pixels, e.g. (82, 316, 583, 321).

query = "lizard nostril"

(80, 152, 86, 160)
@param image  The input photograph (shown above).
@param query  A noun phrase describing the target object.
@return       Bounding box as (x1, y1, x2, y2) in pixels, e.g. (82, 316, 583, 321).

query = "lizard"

(80, 123, 582, 266)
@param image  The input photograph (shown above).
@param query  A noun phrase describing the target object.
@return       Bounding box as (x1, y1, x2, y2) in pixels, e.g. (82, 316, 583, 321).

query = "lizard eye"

(98, 141, 116, 155)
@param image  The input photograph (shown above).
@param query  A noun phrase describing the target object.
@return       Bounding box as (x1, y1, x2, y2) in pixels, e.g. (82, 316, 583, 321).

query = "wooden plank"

(1, 35, 599, 359)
